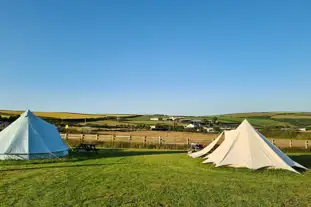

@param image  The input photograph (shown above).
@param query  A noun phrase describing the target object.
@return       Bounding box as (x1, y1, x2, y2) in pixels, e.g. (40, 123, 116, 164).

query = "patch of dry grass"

(0, 110, 135, 119)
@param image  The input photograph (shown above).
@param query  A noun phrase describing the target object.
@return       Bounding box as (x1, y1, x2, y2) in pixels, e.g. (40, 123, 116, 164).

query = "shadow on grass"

(0, 148, 185, 166)
(290, 154, 311, 169)
(73, 148, 184, 159)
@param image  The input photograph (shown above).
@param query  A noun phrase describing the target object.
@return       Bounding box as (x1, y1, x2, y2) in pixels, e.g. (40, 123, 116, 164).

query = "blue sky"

(1, 0, 311, 115)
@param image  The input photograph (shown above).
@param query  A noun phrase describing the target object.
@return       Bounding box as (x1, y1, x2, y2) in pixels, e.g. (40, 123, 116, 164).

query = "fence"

(61, 133, 311, 150)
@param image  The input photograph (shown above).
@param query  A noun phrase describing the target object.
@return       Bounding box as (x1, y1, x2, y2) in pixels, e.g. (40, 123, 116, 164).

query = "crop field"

(0, 149, 311, 207)
(272, 115, 311, 119)
(0, 110, 135, 119)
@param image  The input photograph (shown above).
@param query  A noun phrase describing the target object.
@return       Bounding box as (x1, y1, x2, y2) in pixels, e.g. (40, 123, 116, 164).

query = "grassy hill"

(0, 149, 310, 206)
(2, 110, 311, 128)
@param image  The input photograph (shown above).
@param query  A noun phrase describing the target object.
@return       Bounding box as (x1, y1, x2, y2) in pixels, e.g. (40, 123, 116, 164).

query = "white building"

(150, 117, 162, 121)
(203, 127, 215, 133)
(185, 124, 199, 129)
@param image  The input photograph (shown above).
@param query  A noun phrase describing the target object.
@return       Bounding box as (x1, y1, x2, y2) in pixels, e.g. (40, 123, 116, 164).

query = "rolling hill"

(1, 110, 311, 128)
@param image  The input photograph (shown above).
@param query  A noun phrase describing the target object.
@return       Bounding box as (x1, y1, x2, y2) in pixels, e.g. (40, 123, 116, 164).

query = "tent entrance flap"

(188, 132, 223, 158)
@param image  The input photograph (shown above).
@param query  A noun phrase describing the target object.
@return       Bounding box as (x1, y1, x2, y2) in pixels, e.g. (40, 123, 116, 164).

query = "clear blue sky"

(1, 0, 310, 115)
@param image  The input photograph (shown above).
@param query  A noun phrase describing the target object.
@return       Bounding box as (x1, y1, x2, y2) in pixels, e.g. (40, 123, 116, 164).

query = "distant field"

(0, 110, 135, 119)
(126, 115, 168, 121)
(272, 115, 311, 119)
(80, 120, 135, 126)
(216, 116, 294, 127)
(125, 120, 186, 126)
(223, 112, 281, 118)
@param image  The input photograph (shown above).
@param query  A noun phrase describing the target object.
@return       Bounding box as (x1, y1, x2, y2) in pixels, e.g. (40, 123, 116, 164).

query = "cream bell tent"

(0, 110, 69, 160)
(188, 132, 224, 158)
(202, 129, 238, 160)
(203, 119, 307, 173)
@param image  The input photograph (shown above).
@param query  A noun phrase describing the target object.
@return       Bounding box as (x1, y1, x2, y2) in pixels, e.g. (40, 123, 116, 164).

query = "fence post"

(305, 140, 308, 149)
(187, 138, 190, 146)
(144, 136, 147, 146)
(129, 136, 132, 148)
(289, 140, 292, 148)
(112, 134, 115, 146)
(65, 133, 68, 140)
(159, 136, 162, 145)
(96, 134, 99, 140)
(272, 139, 275, 145)
(80, 134, 84, 142)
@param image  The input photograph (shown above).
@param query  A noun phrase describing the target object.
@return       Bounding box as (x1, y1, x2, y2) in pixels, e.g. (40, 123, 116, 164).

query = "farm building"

(150, 117, 162, 121)
(203, 127, 216, 133)
(185, 124, 199, 129)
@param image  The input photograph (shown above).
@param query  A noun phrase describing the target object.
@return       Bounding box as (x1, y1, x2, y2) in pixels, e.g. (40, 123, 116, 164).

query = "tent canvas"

(203, 119, 307, 173)
(0, 110, 69, 160)
(188, 132, 223, 158)
(202, 130, 238, 160)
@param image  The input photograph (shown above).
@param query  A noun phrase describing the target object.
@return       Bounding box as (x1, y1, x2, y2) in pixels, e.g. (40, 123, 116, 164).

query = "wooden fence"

(61, 133, 310, 150)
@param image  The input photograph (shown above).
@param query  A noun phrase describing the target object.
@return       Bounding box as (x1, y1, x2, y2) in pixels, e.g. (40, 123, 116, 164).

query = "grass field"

(216, 116, 294, 127)
(1, 149, 311, 206)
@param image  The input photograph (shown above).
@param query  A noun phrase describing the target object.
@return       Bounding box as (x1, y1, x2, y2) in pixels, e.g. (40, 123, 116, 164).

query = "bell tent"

(0, 110, 69, 160)
(188, 132, 224, 158)
(203, 119, 307, 173)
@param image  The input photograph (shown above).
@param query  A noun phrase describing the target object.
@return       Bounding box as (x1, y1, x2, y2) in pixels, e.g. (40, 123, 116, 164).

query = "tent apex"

(22, 110, 34, 117)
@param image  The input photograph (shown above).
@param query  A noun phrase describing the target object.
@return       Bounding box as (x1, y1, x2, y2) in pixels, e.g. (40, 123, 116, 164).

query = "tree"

(213, 126, 221, 132)
(212, 117, 218, 123)
(202, 119, 210, 126)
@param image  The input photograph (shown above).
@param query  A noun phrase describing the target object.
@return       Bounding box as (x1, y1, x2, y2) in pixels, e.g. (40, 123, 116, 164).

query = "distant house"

(298, 128, 307, 132)
(203, 127, 215, 133)
(170, 116, 184, 121)
(150, 117, 162, 121)
(185, 124, 199, 129)
(219, 124, 236, 130)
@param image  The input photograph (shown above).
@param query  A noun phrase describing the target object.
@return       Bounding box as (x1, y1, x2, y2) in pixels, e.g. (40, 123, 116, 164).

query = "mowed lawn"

(1, 149, 311, 207)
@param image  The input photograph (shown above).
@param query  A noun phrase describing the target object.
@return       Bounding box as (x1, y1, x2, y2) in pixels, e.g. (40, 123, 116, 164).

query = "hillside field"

(0, 149, 311, 206)
(2, 110, 311, 128)
(0, 110, 134, 119)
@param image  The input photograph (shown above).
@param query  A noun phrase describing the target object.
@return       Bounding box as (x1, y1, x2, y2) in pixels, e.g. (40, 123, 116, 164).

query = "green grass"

(217, 116, 294, 127)
(1, 149, 311, 206)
